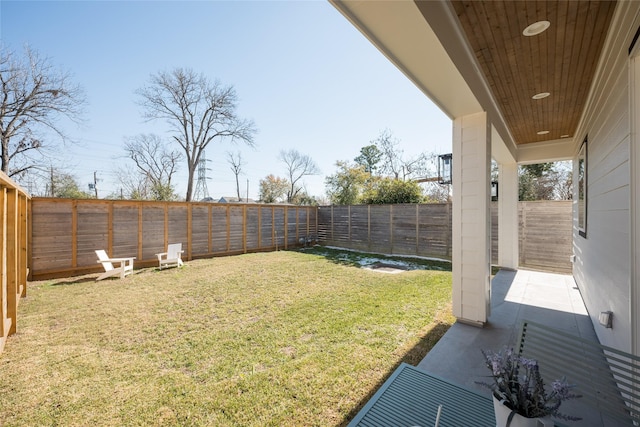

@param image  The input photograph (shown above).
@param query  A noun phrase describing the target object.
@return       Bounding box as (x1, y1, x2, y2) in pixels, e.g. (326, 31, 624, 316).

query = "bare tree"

(136, 68, 256, 201)
(123, 133, 182, 200)
(0, 45, 85, 177)
(227, 151, 244, 200)
(375, 129, 428, 180)
(115, 164, 152, 200)
(278, 149, 320, 203)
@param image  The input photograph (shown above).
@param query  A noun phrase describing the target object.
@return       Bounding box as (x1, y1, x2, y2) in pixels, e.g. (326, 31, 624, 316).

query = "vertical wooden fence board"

(18, 194, 28, 297)
(6, 190, 17, 335)
(0, 189, 6, 344)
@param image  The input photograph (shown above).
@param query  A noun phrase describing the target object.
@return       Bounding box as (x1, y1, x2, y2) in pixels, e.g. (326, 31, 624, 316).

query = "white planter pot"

(492, 396, 553, 427)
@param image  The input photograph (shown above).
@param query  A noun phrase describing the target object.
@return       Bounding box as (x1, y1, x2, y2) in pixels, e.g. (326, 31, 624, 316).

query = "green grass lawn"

(0, 248, 453, 426)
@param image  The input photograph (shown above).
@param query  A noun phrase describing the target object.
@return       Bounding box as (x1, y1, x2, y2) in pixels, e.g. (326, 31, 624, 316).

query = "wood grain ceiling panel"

(451, 1, 616, 145)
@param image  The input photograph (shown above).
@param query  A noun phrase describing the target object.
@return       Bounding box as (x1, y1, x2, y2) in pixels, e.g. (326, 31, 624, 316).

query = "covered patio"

(418, 269, 604, 426)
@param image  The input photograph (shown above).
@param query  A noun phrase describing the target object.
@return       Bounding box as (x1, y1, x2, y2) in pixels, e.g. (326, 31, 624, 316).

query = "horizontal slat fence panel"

(319, 201, 572, 272)
(30, 199, 316, 280)
(519, 201, 573, 273)
(318, 204, 452, 260)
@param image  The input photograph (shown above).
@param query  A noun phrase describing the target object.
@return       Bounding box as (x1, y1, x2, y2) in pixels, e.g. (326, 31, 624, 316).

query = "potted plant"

(478, 347, 581, 426)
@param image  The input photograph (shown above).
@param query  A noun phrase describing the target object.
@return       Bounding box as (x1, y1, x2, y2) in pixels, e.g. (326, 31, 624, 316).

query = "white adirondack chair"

(156, 243, 184, 269)
(95, 250, 135, 281)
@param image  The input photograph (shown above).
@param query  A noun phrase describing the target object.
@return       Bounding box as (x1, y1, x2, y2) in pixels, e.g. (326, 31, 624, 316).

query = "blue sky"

(1, 0, 452, 200)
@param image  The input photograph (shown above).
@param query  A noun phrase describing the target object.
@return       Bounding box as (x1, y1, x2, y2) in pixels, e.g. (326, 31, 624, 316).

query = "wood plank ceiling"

(450, 1, 616, 145)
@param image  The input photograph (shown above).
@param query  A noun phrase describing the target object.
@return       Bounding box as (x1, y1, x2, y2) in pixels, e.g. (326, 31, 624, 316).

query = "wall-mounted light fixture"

(491, 181, 499, 201)
(599, 311, 613, 329)
(438, 153, 452, 185)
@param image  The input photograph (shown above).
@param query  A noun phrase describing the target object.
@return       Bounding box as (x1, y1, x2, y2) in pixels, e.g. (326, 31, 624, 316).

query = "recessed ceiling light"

(523, 21, 550, 36)
(537, 130, 550, 135)
(532, 92, 550, 99)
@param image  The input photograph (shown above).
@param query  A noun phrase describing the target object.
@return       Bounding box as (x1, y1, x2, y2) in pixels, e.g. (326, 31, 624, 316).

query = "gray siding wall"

(573, 3, 640, 352)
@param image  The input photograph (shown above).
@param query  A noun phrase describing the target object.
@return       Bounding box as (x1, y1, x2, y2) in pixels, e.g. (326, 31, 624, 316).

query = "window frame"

(578, 136, 588, 238)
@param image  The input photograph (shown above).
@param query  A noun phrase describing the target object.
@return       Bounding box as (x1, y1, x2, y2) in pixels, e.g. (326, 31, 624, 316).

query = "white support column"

(498, 162, 519, 270)
(452, 112, 492, 326)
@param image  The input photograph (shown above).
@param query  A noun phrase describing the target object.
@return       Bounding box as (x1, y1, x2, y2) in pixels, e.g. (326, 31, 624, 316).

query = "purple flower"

(476, 346, 581, 421)
(552, 379, 571, 399)
(519, 357, 538, 370)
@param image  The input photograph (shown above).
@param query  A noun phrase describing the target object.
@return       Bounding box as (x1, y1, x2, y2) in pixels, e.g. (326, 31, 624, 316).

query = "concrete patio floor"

(417, 269, 613, 426)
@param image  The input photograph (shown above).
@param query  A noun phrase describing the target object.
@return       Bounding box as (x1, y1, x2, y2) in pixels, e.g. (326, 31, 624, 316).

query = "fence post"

(331, 205, 334, 243)
(137, 202, 143, 260)
(243, 204, 247, 254)
(187, 203, 193, 260)
(368, 205, 371, 252)
(390, 204, 394, 254)
(348, 205, 352, 244)
(208, 204, 213, 254)
(71, 200, 77, 268)
(284, 206, 288, 250)
(258, 205, 262, 249)
(226, 205, 231, 253)
(0, 188, 6, 343)
(416, 204, 419, 255)
(271, 206, 275, 249)
(6, 189, 17, 335)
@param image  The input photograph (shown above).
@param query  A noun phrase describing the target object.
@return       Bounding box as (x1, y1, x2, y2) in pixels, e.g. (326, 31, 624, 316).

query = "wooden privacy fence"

(30, 198, 317, 280)
(317, 204, 452, 260)
(0, 171, 30, 354)
(513, 201, 572, 273)
(490, 201, 573, 272)
(318, 201, 573, 273)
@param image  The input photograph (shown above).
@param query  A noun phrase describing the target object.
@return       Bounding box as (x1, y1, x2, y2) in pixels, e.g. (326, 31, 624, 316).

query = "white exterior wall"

(452, 112, 491, 325)
(573, 3, 640, 352)
(632, 51, 640, 357)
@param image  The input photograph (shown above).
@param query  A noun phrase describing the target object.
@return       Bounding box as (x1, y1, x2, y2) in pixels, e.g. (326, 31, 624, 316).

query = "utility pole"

(88, 171, 100, 198)
(93, 171, 99, 198)
(50, 166, 55, 197)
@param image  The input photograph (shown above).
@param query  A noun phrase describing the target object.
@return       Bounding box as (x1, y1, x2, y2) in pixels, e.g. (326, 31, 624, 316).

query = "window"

(578, 137, 587, 237)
